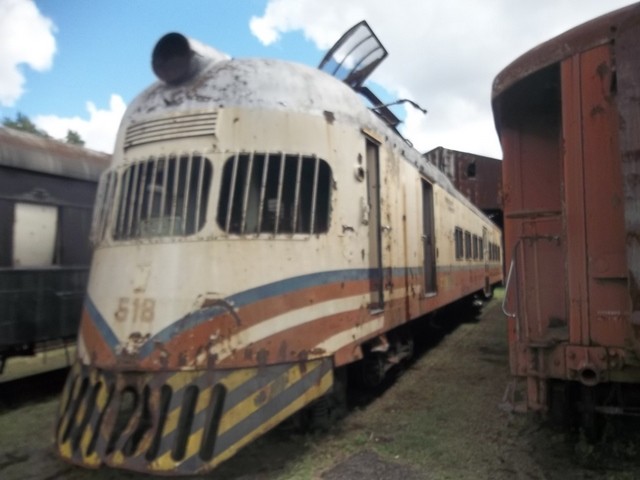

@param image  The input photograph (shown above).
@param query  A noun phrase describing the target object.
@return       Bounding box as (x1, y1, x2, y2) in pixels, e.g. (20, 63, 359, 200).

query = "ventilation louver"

(125, 112, 217, 148)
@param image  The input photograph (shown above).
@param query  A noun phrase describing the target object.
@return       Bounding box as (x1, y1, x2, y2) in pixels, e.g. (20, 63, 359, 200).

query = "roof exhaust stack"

(152, 32, 229, 85)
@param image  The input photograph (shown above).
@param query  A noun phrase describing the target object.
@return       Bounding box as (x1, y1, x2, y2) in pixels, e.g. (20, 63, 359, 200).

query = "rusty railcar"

(55, 23, 503, 474)
(493, 3, 640, 427)
(0, 127, 110, 381)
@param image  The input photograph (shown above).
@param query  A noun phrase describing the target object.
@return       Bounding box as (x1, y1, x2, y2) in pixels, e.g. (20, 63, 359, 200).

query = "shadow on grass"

(0, 368, 68, 411)
(347, 293, 487, 410)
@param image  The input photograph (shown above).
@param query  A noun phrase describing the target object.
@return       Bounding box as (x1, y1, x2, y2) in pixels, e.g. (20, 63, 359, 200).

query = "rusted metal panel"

(423, 147, 503, 214)
(580, 45, 630, 348)
(617, 11, 640, 328)
(561, 43, 630, 350)
(500, 77, 566, 351)
(492, 3, 640, 105)
(561, 56, 589, 346)
(495, 3, 640, 416)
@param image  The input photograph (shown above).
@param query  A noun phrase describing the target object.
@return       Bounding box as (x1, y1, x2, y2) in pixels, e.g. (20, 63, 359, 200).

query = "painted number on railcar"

(115, 297, 155, 323)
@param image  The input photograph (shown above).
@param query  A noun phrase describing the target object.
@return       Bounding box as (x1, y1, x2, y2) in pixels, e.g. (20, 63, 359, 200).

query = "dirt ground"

(2, 290, 640, 479)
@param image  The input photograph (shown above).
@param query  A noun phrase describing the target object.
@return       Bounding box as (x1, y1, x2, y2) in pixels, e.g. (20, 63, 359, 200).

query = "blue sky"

(12, 1, 319, 118)
(0, 0, 328, 152)
(0, 0, 635, 156)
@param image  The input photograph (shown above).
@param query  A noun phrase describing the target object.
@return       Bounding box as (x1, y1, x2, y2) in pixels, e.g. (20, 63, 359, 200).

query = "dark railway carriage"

(0, 127, 110, 380)
(493, 3, 640, 425)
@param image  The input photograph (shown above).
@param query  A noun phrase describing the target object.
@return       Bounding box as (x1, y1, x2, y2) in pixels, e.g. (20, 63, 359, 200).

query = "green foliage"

(2, 112, 49, 137)
(65, 129, 85, 146)
(3, 113, 86, 147)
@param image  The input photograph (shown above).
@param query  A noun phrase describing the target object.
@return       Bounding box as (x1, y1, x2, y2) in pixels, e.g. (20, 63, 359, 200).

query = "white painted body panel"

(80, 55, 501, 367)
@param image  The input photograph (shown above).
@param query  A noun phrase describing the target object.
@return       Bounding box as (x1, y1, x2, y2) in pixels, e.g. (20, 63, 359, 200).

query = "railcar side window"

(217, 153, 332, 235)
(488, 242, 501, 262)
(113, 154, 212, 239)
(454, 227, 463, 259)
(464, 231, 472, 259)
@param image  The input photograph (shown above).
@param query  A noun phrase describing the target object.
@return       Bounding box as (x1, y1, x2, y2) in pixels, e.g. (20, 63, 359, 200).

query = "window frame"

(111, 153, 213, 241)
(464, 230, 472, 260)
(454, 227, 464, 260)
(216, 152, 332, 236)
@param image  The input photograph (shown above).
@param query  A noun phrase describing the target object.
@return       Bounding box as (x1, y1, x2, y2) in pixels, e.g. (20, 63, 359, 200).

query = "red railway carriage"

(493, 3, 640, 424)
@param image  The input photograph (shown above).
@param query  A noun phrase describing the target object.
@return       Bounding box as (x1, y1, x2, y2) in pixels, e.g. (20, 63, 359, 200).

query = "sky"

(0, 0, 635, 158)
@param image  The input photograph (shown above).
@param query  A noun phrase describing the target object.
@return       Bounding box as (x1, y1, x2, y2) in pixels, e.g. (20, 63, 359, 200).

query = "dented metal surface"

(494, 3, 640, 416)
(616, 10, 640, 324)
(492, 3, 640, 106)
(423, 146, 503, 227)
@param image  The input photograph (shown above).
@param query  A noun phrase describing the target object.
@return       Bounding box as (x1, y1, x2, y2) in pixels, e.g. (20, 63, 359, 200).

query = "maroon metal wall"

(494, 3, 640, 412)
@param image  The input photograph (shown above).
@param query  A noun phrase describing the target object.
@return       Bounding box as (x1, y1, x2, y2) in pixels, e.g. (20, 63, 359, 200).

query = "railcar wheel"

(579, 385, 603, 441)
(548, 381, 573, 427)
(360, 353, 386, 388)
(304, 368, 348, 431)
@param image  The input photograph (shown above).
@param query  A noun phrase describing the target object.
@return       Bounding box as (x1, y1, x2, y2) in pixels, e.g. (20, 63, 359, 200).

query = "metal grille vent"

(125, 112, 217, 148)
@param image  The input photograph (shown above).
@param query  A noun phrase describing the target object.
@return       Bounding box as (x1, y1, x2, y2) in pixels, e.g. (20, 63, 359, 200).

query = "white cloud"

(0, 0, 56, 106)
(250, 0, 635, 158)
(250, 0, 367, 48)
(34, 94, 126, 154)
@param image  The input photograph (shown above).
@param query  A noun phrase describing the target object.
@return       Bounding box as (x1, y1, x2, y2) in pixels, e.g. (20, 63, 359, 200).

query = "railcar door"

(366, 139, 384, 309)
(422, 180, 437, 294)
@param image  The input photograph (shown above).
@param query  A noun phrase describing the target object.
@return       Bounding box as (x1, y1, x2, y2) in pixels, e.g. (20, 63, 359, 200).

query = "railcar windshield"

(115, 154, 212, 239)
(99, 154, 213, 241)
(217, 153, 332, 235)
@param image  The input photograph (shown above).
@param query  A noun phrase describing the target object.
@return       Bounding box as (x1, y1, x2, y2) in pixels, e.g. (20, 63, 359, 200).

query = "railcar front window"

(217, 153, 332, 235)
(91, 171, 118, 244)
(113, 154, 212, 239)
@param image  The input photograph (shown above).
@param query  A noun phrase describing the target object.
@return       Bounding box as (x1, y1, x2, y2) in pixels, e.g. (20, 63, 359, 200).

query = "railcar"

(0, 127, 110, 382)
(56, 22, 502, 474)
(493, 3, 640, 429)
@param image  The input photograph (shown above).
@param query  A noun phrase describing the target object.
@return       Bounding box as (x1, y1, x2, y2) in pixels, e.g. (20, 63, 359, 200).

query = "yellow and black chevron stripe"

(55, 359, 334, 474)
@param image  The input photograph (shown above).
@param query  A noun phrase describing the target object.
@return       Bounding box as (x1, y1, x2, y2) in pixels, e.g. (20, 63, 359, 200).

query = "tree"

(65, 129, 85, 146)
(2, 112, 49, 137)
